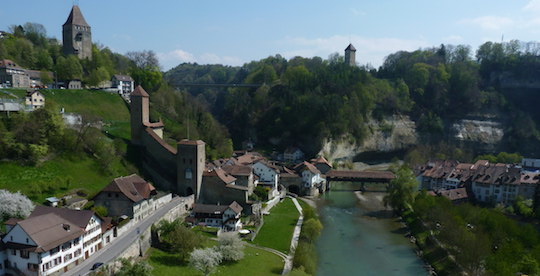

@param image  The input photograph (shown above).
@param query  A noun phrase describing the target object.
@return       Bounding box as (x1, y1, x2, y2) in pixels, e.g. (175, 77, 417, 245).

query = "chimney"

(63, 224, 71, 232)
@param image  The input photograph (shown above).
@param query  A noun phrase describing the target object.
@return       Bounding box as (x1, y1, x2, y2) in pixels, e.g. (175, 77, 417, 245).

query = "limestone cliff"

(319, 115, 418, 161)
(319, 115, 506, 161)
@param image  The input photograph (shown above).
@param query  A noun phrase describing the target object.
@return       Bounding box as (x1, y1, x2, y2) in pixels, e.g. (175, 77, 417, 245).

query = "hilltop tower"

(62, 5, 92, 59)
(344, 43, 356, 66)
(130, 86, 150, 145)
(177, 140, 206, 200)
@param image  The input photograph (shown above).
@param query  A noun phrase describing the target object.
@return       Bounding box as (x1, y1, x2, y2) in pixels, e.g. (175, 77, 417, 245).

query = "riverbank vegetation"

(387, 165, 540, 275)
(405, 192, 540, 276)
(292, 201, 322, 275)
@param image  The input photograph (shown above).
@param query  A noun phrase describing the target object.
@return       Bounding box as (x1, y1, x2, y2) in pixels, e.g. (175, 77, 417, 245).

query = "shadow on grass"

(150, 253, 188, 267)
(270, 267, 283, 274)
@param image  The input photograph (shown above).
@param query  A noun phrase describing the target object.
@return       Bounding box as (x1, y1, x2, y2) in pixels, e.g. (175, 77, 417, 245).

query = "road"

(65, 196, 187, 276)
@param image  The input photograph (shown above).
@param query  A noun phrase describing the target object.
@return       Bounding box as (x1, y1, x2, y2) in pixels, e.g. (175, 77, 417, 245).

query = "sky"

(3, 0, 540, 71)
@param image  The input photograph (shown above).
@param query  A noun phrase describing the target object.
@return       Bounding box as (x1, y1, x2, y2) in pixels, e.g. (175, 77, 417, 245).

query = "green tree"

(56, 55, 82, 81)
(383, 166, 417, 214)
(87, 67, 110, 87)
(40, 71, 52, 85)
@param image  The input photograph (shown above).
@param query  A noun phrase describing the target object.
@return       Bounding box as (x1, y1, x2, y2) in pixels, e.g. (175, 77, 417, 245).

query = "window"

(11, 249, 16, 255)
(28, 263, 38, 271)
(108, 193, 111, 197)
(185, 168, 192, 180)
(20, 250, 29, 259)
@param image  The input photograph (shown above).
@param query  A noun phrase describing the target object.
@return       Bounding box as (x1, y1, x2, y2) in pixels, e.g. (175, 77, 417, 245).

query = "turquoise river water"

(316, 183, 427, 276)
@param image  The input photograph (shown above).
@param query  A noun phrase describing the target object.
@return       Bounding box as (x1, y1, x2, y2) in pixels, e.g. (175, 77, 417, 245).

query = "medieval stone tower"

(62, 5, 92, 59)
(344, 43, 356, 66)
(130, 86, 150, 145)
(177, 140, 205, 200)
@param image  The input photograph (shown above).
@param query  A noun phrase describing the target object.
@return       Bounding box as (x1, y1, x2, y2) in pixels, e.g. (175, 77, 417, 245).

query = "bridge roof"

(326, 170, 395, 180)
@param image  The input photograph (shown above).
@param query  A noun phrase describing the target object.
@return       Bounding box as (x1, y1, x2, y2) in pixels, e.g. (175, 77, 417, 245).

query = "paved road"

(65, 197, 187, 276)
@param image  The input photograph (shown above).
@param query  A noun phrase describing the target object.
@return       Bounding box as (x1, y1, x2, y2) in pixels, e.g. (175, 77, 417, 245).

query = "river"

(315, 182, 427, 276)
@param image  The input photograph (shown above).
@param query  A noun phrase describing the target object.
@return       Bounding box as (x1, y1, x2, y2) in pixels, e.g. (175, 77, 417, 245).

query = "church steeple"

(62, 5, 92, 60)
(344, 43, 356, 66)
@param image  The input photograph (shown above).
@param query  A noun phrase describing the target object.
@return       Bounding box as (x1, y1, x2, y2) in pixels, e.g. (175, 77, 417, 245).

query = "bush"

(0, 190, 35, 220)
(299, 218, 322, 243)
(92, 205, 108, 217)
(189, 247, 222, 276)
(293, 241, 317, 275)
(216, 232, 245, 262)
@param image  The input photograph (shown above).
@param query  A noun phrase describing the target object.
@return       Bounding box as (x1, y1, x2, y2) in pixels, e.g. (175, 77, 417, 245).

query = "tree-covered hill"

(164, 41, 540, 157)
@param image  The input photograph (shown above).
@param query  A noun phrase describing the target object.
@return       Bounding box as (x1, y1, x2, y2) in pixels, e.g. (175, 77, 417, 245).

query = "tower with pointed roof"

(344, 43, 356, 66)
(62, 5, 92, 59)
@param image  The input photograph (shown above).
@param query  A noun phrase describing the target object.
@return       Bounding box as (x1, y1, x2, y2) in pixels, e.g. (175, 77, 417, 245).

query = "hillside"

(164, 42, 540, 160)
(0, 89, 137, 203)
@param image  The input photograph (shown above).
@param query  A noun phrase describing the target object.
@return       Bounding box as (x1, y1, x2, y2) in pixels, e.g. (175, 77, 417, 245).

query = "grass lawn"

(0, 153, 133, 204)
(148, 246, 284, 276)
(253, 198, 300, 253)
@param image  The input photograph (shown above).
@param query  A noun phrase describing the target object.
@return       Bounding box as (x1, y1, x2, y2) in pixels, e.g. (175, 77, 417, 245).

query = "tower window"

(185, 168, 192, 180)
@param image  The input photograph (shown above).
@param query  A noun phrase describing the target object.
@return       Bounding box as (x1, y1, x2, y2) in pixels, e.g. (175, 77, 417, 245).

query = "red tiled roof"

(222, 164, 252, 176)
(101, 174, 156, 202)
(204, 168, 237, 184)
(131, 85, 149, 97)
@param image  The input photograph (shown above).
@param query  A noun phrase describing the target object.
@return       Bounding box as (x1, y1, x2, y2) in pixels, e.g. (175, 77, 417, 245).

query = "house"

(284, 147, 304, 162)
(522, 158, 540, 170)
(428, 188, 469, 204)
(222, 164, 256, 194)
(190, 201, 243, 231)
(111, 74, 134, 95)
(252, 160, 280, 199)
(200, 167, 252, 210)
(67, 80, 82, 90)
(417, 160, 459, 190)
(0, 59, 30, 88)
(93, 174, 159, 222)
(310, 156, 333, 174)
(471, 163, 522, 204)
(1, 206, 102, 276)
(294, 161, 325, 196)
(25, 90, 45, 110)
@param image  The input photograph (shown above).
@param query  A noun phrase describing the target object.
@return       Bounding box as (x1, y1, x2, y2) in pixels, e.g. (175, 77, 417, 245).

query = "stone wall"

(141, 129, 177, 191)
(107, 196, 194, 272)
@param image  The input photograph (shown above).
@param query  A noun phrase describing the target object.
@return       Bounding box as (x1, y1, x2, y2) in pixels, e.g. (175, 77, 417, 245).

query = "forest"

(165, 41, 540, 158)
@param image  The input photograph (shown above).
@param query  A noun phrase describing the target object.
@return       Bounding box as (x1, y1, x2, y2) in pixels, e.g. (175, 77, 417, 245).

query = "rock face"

(319, 116, 506, 162)
(452, 119, 504, 151)
(319, 115, 418, 161)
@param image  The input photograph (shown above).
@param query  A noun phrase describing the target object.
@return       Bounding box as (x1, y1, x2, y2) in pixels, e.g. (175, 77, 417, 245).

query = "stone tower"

(130, 86, 150, 145)
(344, 43, 356, 66)
(177, 140, 206, 201)
(62, 5, 92, 59)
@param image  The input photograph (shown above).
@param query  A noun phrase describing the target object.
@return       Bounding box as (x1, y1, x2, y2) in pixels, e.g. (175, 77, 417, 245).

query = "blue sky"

(2, 1, 540, 70)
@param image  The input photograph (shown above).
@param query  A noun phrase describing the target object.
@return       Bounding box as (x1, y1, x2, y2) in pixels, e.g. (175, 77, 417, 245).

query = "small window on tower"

(185, 168, 192, 180)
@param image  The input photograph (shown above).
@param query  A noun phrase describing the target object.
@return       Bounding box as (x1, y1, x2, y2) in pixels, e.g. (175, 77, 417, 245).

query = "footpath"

(282, 197, 304, 275)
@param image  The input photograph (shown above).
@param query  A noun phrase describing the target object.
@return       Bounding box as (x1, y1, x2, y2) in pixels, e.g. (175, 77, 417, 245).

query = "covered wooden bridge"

(325, 170, 395, 191)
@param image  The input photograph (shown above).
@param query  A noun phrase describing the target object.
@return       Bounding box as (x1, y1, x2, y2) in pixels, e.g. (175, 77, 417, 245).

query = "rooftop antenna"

(501, 34, 504, 43)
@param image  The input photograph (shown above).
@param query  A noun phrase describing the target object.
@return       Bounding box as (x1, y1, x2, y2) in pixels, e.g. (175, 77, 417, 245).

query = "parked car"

(91, 262, 104, 270)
